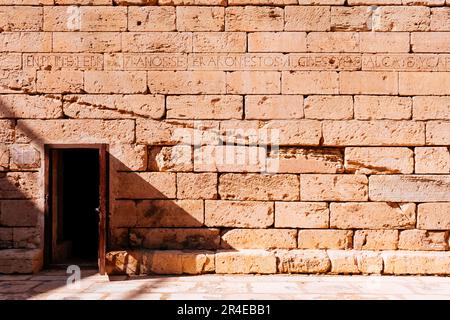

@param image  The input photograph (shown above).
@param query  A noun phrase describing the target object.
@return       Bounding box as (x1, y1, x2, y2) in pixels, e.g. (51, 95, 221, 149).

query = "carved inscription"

(23, 54, 103, 71)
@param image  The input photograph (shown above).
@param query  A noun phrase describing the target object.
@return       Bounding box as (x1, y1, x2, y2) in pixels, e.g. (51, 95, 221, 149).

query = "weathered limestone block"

(0, 173, 39, 199)
(0, 228, 12, 249)
(331, 6, 372, 31)
(300, 174, 368, 201)
(307, 32, 360, 53)
(113, 172, 176, 199)
(245, 95, 304, 120)
(148, 146, 193, 172)
(415, 147, 450, 174)
(219, 173, 300, 201)
(413, 96, 450, 120)
(354, 96, 412, 120)
(85, 71, 147, 94)
(193, 32, 246, 52)
(345, 147, 414, 174)
(276, 249, 331, 273)
(16, 120, 135, 144)
(304, 95, 353, 120)
(330, 202, 416, 229)
(417, 203, 450, 230)
(426, 121, 450, 145)
(225, 6, 284, 31)
(360, 32, 410, 53)
(0, 200, 41, 227)
(327, 250, 383, 274)
(323, 120, 425, 146)
(0, 120, 14, 144)
(128, 7, 176, 32)
(0, 32, 52, 52)
(248, 32, 306, 53)
(411, 32, 450, 53)
(282, 71, 339, 94)
(0, 249, 42, 274)
(0, 94, 62, 119)
(177, 6, 225, 31)
(270, 148, 344, 174)
(216, 250, 277, 274)
(109, 144, 148, 171)
(0, 70, 36, 93)
(167, 95, 243, 120)
(398, 230, 448, 251)
(13, 227, 40, 249)
(63, 94, 165, 119)
(369, 175, 450, 202)
(275, 202, 329, 228)
(53, 32, 121, 52)
(285, 6, 330, 31)
(123, 32, 192, 53)
(298, 230, 353, 249)
(148, 71, 226, 94)
(130, 228, 220, 250)
(0, 145, 9, 171)
(382, 251, 450, 275)
(226, 71, 281, 94)
(221, 229, 297, 249)
(0, 6, 42, 31)
(205, 200, 273, 228)
(340, 72, 398, 95)
(354, 230, 399, 250)
(177, 173, 218, 200)
(372, 6, 431, 31)
(400, 73, 450, 95)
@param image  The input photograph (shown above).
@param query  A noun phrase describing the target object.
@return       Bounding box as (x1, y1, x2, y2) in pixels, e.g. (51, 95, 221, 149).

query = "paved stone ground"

(0, 269, 449, 300)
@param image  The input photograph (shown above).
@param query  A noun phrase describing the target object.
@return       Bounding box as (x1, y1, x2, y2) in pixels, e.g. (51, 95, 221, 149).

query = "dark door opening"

(45, 145, 108, 273)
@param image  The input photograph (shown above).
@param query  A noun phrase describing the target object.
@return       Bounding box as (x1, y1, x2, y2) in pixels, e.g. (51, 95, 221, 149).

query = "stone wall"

(0, 0, 449, 275)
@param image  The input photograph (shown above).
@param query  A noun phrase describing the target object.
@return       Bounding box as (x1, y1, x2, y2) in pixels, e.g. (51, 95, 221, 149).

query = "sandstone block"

(330, 202, 416, 229)
(37, 71, 83, 93)
(0, 70, 36, 94)
(426, 121, 450, 145)
(431, 8, 450, 31)
(177, 6, 225, 31)
(221, 229, 297, 249)
(340, 72, 398, 95)
(331, 6, 371, 31)
(285, 6, 330, 31)
(177, 173, 218, 200)
(245, 95, 304, 120)
(0, 200, 41, 227)
(216, 250, 277, 274)
(369, 175, 450, 202)
(399, 230, 448, 251)
(304, 95, 353, 120)
(167, 95, 243, 120)
(128, 6, 176, 31)
(219, 173, 300, 201)
(382, 251, 450, 275)
(415, 147, 450, 174)
(149, 71, 226, 94)
(413, 96, 450, 120)
(307, 32, 360, 52)
(300, 174, 368, 201)
(345, 147, 414, 174)
(0, 145, 8, 171)
(360, 32, 410, 53)
(354, 96, 412, 120)
(412, 32, 450, 52)
(0, 32, 52, 53)
(248, 32, 307, 52)
(275, 202, 329, 228)
(298, 230, 353, 249)
(113, 172, 176, 199)
(84, 71, 147, 94)
(53, 32, 121, 52)
(276, 249, 331, 273)
(328, 250, 383, 274)
(417, 203, 450, 230)
(205, 200, 273, 228)
(148, 146, 193, 172)
(372, 6, 430, 31)
(282, 71, 339, 94)
(122, 32, 192, 53)
(400, 72, 450, 95)
(226, 71, 281, 94)
(225, 6, 284, 31)
(354, 230, 399, 250)
(0, 173, 39, 199)
(131, 228, 220, 250)
(0, 6, 42, 31)
(193, 32, 246, 52)
(323, 120, 425, 146)
(17, 119, 135, 144)
(270, 148, 344, 174)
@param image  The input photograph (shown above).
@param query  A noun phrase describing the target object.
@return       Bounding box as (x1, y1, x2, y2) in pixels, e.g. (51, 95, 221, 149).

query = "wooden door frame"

(44, 144, 109, 275)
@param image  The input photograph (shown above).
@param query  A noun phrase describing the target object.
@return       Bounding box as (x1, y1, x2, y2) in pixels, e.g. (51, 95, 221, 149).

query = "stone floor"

(0, 269, 449, 300)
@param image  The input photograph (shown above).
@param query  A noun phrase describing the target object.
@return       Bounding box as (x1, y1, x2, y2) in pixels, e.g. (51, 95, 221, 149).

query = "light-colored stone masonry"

(0, 0, 449, 275)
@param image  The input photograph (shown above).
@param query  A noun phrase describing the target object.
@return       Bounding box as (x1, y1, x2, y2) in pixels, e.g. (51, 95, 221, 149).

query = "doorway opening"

(45, 145, 108, 274)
